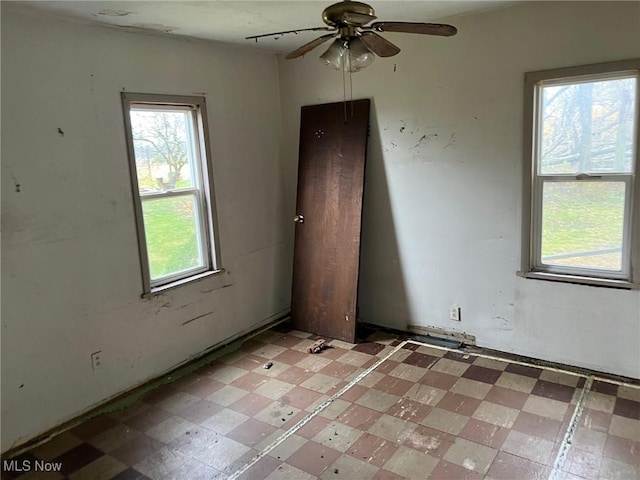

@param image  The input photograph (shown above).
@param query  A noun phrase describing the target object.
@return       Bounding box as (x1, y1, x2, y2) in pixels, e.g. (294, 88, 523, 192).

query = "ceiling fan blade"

(246, 26, 334, 41)
(360, 31, 400, 57)
(285, 33, 337, 59)
(341, 12, 377, 26)
(371, 22, 457, 36)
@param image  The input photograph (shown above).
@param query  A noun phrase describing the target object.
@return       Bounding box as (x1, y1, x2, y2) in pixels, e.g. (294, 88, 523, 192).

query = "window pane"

(130, 108, 198, 192)
(541, 182, 625, 271)
(142, 195, 204, 280)
(540, 77, 636, 174)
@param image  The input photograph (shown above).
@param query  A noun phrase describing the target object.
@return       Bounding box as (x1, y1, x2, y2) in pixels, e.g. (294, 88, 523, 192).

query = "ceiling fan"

(246, 0, 457, 72)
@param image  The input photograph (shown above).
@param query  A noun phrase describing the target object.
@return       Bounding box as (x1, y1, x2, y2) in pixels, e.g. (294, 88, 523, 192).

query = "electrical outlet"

(91, 351, 102, 370)
(449, 305, 461, 321)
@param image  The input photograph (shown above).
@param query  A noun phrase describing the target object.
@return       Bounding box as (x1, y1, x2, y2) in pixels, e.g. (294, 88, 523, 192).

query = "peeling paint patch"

(96, 9, 133, 17)
(127, 23, 178, 34)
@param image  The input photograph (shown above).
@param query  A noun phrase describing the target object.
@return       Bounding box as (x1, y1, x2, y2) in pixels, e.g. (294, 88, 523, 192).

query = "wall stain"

(57, 128, 65, 137)
(443, 133, 457, 150)
(10, 172, 21, 193)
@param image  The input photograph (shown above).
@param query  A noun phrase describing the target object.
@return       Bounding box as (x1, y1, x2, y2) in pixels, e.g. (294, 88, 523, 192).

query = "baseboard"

(2, 308, 291, 458)
(407, 324, 477, 345)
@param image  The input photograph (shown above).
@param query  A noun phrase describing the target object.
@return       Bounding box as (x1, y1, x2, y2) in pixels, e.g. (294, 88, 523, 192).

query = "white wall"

(1, 9, 289, 452)
(279, 2, 640, 378)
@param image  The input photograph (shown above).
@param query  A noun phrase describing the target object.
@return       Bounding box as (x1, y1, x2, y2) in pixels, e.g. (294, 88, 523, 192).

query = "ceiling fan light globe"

(348, 38, 375, 70)
(319, 39, 345, 70)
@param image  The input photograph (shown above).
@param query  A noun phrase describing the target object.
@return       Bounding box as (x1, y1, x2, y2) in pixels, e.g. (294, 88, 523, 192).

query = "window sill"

(517, 271, 639, 290)
(143, 269, 229, 298)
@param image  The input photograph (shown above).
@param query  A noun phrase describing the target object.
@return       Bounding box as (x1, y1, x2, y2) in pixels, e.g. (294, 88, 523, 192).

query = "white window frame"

(520, 59, 640, 289)
(122, 93, 222, 296)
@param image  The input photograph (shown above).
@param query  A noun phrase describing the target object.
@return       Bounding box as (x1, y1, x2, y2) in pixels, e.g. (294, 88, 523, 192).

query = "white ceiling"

(12, 1, 510, 54)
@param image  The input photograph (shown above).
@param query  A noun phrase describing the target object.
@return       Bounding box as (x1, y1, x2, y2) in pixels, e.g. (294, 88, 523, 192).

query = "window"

(522, 59, 640, 288)
(122, 93, 221, 294)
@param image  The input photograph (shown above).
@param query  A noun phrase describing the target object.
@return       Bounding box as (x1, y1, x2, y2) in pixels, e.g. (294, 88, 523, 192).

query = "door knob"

(293, 214, 304, 223)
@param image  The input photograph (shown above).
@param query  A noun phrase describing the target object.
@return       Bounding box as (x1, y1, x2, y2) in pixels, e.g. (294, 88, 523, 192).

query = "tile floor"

(2, 328, 639, 480)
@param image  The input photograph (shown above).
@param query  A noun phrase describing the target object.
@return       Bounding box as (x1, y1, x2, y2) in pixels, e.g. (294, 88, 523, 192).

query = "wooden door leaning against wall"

(291, 99, 370, 343)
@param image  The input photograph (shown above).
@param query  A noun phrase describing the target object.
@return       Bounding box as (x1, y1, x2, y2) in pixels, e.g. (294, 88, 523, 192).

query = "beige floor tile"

(206, 385, 249, 406)
(207, 365, 247, 384)
(415, 345, 446, 357)
(501, 429, 554, 464)
(252, 361, 295, 378)
(609, 416, 640, 442)
(450, 378, 492, 400)
(522, 395, 569, 421)
(357, 370, 386, 388)
(404, 384, 447, 406)
(252, 343, 289, 359)
(254, 402, 302, 427)
(539, 369, 582, 387)
(300, 373, 342, 393)
(617, 384, 640, 402)
(134, 445, 188, 479)
(368, 414, 417, 444)
(495, 372, 537, 393)
(191, 434, 251, 472)
(473, 357, 508, 371)
(320, 454, 379, 479)
(267, 434, 307, 461)
(68, 456, 126, 480)
(318, 399, 351, 420)
(598, 457, 639, 479)
(355, 390, 400, 413)
(330, 340, 357, 350)
(313, 422, 364, 452)
(386, 348, 413, 363)
(472, 401, 520, 428)
(421, 407, 470, 435)
(388, 363, 429, 383)
(573, 426, 608, 455)
(254, 379, 296, 400)
(296, 356, 334, 372)
(265, 463, 316, 480)
(584, 392, 616, 414)
(383, 445, 439, 478)
(431, 358, 471, 377)
(200, 408, 249, 434)
(443, 437, 498, 474)
(339, 350, 377, 367)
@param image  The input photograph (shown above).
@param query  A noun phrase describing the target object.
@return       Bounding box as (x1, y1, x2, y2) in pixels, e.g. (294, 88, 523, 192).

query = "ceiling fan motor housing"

(322, 1, 376, 27)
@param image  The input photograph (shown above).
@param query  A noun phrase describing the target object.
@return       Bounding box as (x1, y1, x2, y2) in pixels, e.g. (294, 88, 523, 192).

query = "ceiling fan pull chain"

(350, 56, 354, 118)
(342, 52, 347, 123)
